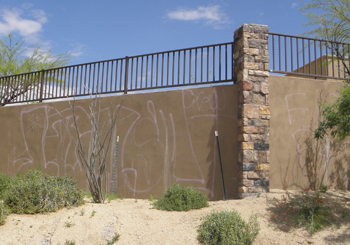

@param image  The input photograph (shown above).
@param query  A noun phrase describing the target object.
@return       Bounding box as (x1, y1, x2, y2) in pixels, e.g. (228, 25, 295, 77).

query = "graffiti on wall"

(284, 90, 349, 188)
(5, 86, 236, 198)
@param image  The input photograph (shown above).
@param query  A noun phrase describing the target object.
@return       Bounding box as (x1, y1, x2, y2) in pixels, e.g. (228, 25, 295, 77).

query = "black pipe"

(215, 131, 226, 200)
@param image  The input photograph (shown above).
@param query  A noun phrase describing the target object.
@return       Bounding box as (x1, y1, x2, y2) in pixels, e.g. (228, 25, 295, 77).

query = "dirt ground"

(0, 189, 349, 245)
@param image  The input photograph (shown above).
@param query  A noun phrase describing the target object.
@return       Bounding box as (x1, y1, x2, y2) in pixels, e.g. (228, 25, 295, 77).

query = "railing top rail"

(0, 41, 233, 80)
(269, 32, 350, 46)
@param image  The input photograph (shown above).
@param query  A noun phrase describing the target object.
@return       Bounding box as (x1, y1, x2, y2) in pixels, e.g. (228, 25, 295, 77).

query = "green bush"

(0, 202, 9, 226)
(4, 169, 84, 214)
(0, 173, 14, 200)
(153, 183, 209, 211)
(197, 210, 260, 245)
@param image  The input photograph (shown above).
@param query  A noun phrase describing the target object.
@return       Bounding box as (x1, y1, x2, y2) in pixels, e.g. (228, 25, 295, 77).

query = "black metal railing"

(269, 33, 350, 80)
(0, 42, 233, 106)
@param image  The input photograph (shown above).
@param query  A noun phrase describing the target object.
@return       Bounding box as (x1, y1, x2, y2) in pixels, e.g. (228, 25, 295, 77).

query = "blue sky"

(0, 0, 311, 66)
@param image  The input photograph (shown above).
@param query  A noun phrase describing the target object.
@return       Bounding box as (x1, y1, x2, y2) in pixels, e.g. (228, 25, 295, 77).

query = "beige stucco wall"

(269, 75, 350, 190)
(0, 85, 238, 200)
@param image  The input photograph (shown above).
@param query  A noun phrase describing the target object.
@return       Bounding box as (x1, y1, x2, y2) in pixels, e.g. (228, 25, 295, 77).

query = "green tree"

(301, 0, 350, 75)
(301, 1, 350, 139)
(314, 84, 350, 140)
(0, 33, 71, 105)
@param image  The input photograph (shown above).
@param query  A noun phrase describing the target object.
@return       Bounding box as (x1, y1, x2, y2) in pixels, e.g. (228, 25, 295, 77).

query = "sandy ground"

(0, 190, 349, 245)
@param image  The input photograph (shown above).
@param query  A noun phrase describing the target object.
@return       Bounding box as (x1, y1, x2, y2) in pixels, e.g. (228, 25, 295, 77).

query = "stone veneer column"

(233, 24, 270, 198)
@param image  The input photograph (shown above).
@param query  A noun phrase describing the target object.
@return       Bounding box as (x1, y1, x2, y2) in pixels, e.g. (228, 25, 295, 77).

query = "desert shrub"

(153, 183, 208, 211)
(267, 189, 339, 234)
(4, 169, 84, 214)
(197, 210, 260, 245)
(0, 173, 14, 200)
(0, 202, 9, 226)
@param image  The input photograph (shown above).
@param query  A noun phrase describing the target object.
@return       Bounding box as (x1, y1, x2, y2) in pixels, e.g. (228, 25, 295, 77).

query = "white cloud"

(0, 8, 47, 40)
(167, 5, 230, 29)
(70, 43, 85, 57)
(292, 2, 299, 8)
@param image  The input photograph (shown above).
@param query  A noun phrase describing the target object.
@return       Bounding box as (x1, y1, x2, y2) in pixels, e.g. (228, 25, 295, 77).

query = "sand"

(0, 189, 349, 245)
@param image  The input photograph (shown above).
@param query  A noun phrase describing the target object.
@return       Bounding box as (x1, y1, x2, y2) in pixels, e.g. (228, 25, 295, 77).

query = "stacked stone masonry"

(233, 24, 270, 198)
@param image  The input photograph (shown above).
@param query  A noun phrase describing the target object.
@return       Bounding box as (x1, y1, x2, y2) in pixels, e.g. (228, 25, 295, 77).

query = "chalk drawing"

(7, 86, 235, 198)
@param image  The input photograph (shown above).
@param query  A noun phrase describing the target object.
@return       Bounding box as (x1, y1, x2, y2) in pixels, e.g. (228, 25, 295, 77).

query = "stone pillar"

(233, 24, 270, 198)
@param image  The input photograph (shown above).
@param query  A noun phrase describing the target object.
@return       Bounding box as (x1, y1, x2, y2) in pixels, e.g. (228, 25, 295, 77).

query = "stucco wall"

(0, 85, 238, 200)
(269, 75, 350, 190)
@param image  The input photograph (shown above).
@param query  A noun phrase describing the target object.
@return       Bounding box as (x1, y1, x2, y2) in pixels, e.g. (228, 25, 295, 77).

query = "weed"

(148, 195, 154, 202)
(80, 208, 85, 216)
(65, 221, 75, 228)
(64, 240, 76, 245)
(135, 199, 138, 203)
(29, 225, 33, 228)
(198, 210, 259, 245)
(320, 184, 328, 193)
(0, 173, 13, 200)
(106, 232, 120, 245)
(153, 183, 208, 211)
(267, 189, 348, 235)
(90, 210, 96, 218)
(0, 202, 9, 226)
(4, 170, 84, 214)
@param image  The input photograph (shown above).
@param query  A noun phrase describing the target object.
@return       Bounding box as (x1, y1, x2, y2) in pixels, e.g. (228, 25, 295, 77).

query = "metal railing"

(0, 42, 233, 106)
(269, 33, 350, 80)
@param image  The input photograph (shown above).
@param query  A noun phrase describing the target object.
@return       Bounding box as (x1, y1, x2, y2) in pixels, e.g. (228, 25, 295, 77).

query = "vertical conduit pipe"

(113, 136, 119, 193)
(215, 131, 226, 200)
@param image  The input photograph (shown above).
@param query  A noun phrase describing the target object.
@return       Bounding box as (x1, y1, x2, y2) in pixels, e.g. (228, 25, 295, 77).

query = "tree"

(300, 1, 350, 138)
(58, 93, 126, 204)
(301, 0, 350, 75)
(314, 84, 350, 140)
(0, 33, 71, 105)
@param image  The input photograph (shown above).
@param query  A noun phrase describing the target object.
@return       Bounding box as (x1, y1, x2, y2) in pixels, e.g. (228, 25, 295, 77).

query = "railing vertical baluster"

(100, 63, 104, 93)
(115, 60, 118, 91)
(130, 58, 134, 90)
(302, 39, 305, 73)
(124, 56, 129, 94)
(183, 50, 186, 84)
(278, 35, 281, 71)
(291, 37, 293, 72)
(135, 57, 139, 89)
(285, 36, 287, 72)
(178, 51, 180, 85)
(119, 60, 123, 91)
(189, 49, 192, 83)
(146, 56, 149, 88)
(79, 65, 83, 95)
(151, 55, 154, 87)
(106, 62, 109, 92)
(219, 45, 221, 81)
(39, 70, 45, 102)
(141, 56, 144, 88)
(201, 47, 203, 82)
(172, 52, 175, 85)
(161, 53, 164, 86)
(314, 40, 317, 75)
(207, 47, 209, 81)
(308, 39, 311, 74)
(167, 53, 169, 86)
(195, 48, 198, 83)
(156, 54, 159, 86)
(109, 62, 113, 92)
(213, 45, 216, 81)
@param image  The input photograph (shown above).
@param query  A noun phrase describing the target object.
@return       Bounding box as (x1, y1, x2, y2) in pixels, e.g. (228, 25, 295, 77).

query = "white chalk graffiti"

(6, 86, 235, 198)
(285, 90, 349, 187)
